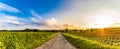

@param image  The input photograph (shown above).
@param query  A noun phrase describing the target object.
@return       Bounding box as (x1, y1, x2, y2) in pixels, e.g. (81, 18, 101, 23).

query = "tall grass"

(0, 32, 57, 49)
(63, 33, 120, 49)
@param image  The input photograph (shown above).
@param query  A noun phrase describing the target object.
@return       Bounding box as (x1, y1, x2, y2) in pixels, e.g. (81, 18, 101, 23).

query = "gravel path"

(35, 33, 77, 49)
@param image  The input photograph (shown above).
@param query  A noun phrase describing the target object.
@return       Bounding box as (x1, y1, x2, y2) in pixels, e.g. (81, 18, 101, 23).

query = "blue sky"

(0, 0, 68, 30)
(1, 0, 120, 30)
(0, 0, 63, 18)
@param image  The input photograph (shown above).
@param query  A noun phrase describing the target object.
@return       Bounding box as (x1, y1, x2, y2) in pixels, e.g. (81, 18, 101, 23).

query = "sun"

(93, 18, 113, 28)
(88, 9, 119, 28)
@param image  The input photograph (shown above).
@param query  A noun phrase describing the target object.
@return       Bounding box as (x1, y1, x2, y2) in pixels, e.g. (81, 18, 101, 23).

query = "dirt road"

(35, 33, 77, 49)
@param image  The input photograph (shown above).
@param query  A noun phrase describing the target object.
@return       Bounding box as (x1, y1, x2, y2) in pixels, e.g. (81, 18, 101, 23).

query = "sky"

(1, 0, 120, 30)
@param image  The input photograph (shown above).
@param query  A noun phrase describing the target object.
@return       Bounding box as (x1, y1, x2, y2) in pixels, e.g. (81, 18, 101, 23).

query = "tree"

(64, 28, 69, 33)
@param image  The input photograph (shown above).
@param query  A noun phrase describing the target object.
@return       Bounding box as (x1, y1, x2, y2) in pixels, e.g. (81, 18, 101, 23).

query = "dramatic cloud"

(30, 10, 45, 25)
(0, 2, 20, 13)
(30, 10, 62, 29)
(1, 0, 120, 30)
(45, 0, 120, 28)
(45, 18, 58, 26)
(0, 14, 25, 26)
(31, 10, 42, 19)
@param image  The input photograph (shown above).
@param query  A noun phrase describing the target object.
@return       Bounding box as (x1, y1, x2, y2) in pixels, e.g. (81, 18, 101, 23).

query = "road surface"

(35, 33, 77, 49)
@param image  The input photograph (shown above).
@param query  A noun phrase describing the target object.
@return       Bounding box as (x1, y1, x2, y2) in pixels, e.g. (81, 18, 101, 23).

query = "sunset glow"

(86, 9, 120, 28)
(1, 0, 120, 29)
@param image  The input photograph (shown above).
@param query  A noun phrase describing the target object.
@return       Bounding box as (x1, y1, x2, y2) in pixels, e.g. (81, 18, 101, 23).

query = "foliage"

(63, 33, 120, 49)
(0, 32, 57, 49)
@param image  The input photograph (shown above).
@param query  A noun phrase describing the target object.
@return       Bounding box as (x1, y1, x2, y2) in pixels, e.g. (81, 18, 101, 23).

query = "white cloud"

(0, 2, 20, 13)
(30, 10, 43, 24)
(44, 0, 120, 29)
(45, 18, 58, 26)
(0, 14, 25, 26)
(44, 17, 61, 29)
(0, 13, 28, 30)
(29, 10, 62, 29)
(31, 10, 42, 19)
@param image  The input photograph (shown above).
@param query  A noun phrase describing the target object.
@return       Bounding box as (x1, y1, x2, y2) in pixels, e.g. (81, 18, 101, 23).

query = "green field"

(63, 28, 120, 49)
(1, 28, 120, 49)
(0, 32, 57, 49)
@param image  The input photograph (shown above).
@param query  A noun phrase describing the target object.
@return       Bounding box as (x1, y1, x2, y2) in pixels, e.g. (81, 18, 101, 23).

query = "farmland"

(0, 28, 120, 49)
(63, 28, 120, 49)
(0, 32, 57, 49)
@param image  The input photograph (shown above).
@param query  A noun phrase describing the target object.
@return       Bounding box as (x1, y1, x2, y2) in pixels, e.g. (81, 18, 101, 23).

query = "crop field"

(1, 28, 120, 49)
(0, 32, 57, 49)
(63, 28, 120, 49)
